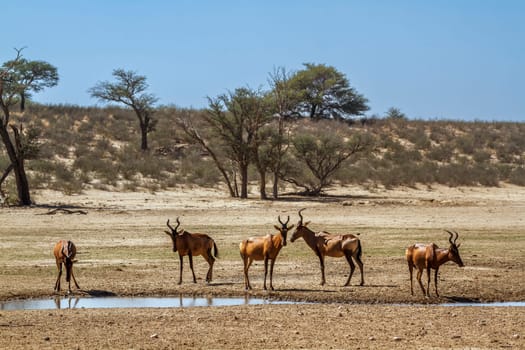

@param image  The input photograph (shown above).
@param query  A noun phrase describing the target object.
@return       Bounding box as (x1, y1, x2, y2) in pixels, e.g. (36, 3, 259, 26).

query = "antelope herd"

(53, 209, 465, 298)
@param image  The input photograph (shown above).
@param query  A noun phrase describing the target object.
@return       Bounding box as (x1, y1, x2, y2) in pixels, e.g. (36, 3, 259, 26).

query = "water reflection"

(0, 296, 292, 311)
(54, 296, 80, 309)
(1, 297, 523, 311)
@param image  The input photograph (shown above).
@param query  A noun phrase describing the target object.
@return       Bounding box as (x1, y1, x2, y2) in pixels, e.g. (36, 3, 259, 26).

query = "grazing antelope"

(164, 218, 219, 284)
(239, 215, 294, 291)
(406, 230, 464, 297)
(53, 240, 80, 293)
(290, 208, 364, 286)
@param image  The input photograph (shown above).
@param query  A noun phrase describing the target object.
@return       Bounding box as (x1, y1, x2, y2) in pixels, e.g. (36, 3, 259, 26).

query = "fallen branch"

(41, 208, 88, 215)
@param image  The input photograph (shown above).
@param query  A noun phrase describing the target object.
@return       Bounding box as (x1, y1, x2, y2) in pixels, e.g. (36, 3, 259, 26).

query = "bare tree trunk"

(239, 162, 249, 199)
(272, 172, 279, 199)
(140, 123, 148, 150)
(0, 126, 31, 205)
(0, 163, 13, 189)
(258, 167, 267, 200)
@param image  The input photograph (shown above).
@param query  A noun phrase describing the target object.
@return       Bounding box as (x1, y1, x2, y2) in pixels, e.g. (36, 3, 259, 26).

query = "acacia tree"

(178, 88, 271, 199)
(282, 120, 368, 195)
(0, 49, 58, 205)
(206, 87, 271, 199)
(89, 69, 157, 151)
(266, 67, 296, 198)
(289, 63, 369, 120)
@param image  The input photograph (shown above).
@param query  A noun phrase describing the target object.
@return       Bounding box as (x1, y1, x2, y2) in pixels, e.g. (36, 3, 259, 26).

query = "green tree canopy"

(289, 63, 369, 120)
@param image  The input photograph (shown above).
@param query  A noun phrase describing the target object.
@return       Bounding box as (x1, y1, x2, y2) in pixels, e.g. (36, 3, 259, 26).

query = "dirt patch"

(0, 185, 524, 349)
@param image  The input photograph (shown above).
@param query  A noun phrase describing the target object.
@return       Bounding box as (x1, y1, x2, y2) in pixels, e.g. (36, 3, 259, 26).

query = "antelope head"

(274, 215, 294, 246)
(62, 241, 77, 267)
(445, 230, 464, 267)
(291, 208, 310, 242)
(165, 218, 182, 252)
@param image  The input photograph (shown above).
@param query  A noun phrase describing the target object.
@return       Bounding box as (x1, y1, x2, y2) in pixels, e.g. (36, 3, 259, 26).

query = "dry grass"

(0, 186, 524, 349)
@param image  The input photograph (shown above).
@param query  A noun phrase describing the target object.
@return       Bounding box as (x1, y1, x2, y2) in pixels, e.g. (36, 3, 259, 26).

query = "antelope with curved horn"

(164, 218, 219, 284)
(53, 240, 80, 293)
(239, 215, 294, 290)
(290, 208, 364, 286)
(405, 230, 464, 297)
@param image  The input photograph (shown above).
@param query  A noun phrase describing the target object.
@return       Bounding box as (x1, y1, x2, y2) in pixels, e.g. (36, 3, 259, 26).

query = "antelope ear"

(288, 224, 295, 230)
(456, 243, 461, 248)
(274, 225, 280, 231)
(304, 221, 311, 226)
(164, 230, 172, 236)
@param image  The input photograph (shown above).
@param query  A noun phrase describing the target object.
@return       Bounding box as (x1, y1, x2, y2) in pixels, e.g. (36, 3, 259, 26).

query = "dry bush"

(2, 104, 524, 195)
(428, 143, 454, 162)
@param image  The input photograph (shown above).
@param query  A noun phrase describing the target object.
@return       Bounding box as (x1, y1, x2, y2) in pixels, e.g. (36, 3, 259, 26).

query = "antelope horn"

(445, 230, 454, 244)
(278, 215, 291, 226)
(298, 208, 306, 225)
(453, 231, 459, 244)
(167, 218, 181, 234)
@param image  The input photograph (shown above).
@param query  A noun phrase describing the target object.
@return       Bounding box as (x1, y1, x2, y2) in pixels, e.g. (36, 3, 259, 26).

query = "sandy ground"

(0, 184, 524, 349)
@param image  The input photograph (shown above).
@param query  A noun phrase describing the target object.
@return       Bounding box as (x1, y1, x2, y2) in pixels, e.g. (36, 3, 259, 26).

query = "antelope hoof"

(359, 281, 364, 286)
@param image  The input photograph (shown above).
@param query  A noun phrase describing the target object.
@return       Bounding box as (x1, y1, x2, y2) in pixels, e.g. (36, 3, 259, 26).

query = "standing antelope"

(164, 218, 219, 284)
(406, 230, 464, 297)
(290, 208, 364, 286)
(239, 215, 294, 291)
(53, 240, 80, 293)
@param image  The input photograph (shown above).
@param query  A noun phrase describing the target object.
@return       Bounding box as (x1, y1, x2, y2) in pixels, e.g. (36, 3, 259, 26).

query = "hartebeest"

(290, 208, 364, 286)
(406, 230, 464, 297)
(239, 215, 294, 291)
(164, 218, 219, 284)
(53, 240, 80, 293)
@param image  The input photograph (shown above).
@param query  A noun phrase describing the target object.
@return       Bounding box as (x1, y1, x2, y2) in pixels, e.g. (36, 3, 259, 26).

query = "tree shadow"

(273, 192, 387, 204)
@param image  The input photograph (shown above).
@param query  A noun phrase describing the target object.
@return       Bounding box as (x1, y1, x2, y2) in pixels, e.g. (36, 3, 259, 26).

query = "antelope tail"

(213, 241, 219, 259)
(356, 239, 363, 260)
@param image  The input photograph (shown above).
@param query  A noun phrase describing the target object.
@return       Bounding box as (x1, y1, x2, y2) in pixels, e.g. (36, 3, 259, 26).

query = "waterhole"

(0, 296, 293, 311)
(0, 297, 523, 311)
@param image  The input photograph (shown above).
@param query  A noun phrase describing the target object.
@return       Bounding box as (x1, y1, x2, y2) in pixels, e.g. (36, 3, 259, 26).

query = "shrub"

(509, 167, 525, 186)
(428, 144, 454, 162)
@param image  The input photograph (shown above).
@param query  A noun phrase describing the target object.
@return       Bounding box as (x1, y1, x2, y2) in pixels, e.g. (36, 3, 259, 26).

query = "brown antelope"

(290, 208, 364, 286)
(239, 215, 294, 291)
(53, 240, 80, 293)
(164, 218, 219, 284)
(406, 230, 464, 297)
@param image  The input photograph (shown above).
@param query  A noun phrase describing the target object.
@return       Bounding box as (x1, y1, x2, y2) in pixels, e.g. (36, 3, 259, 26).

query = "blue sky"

(3, 1, 524, 121)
